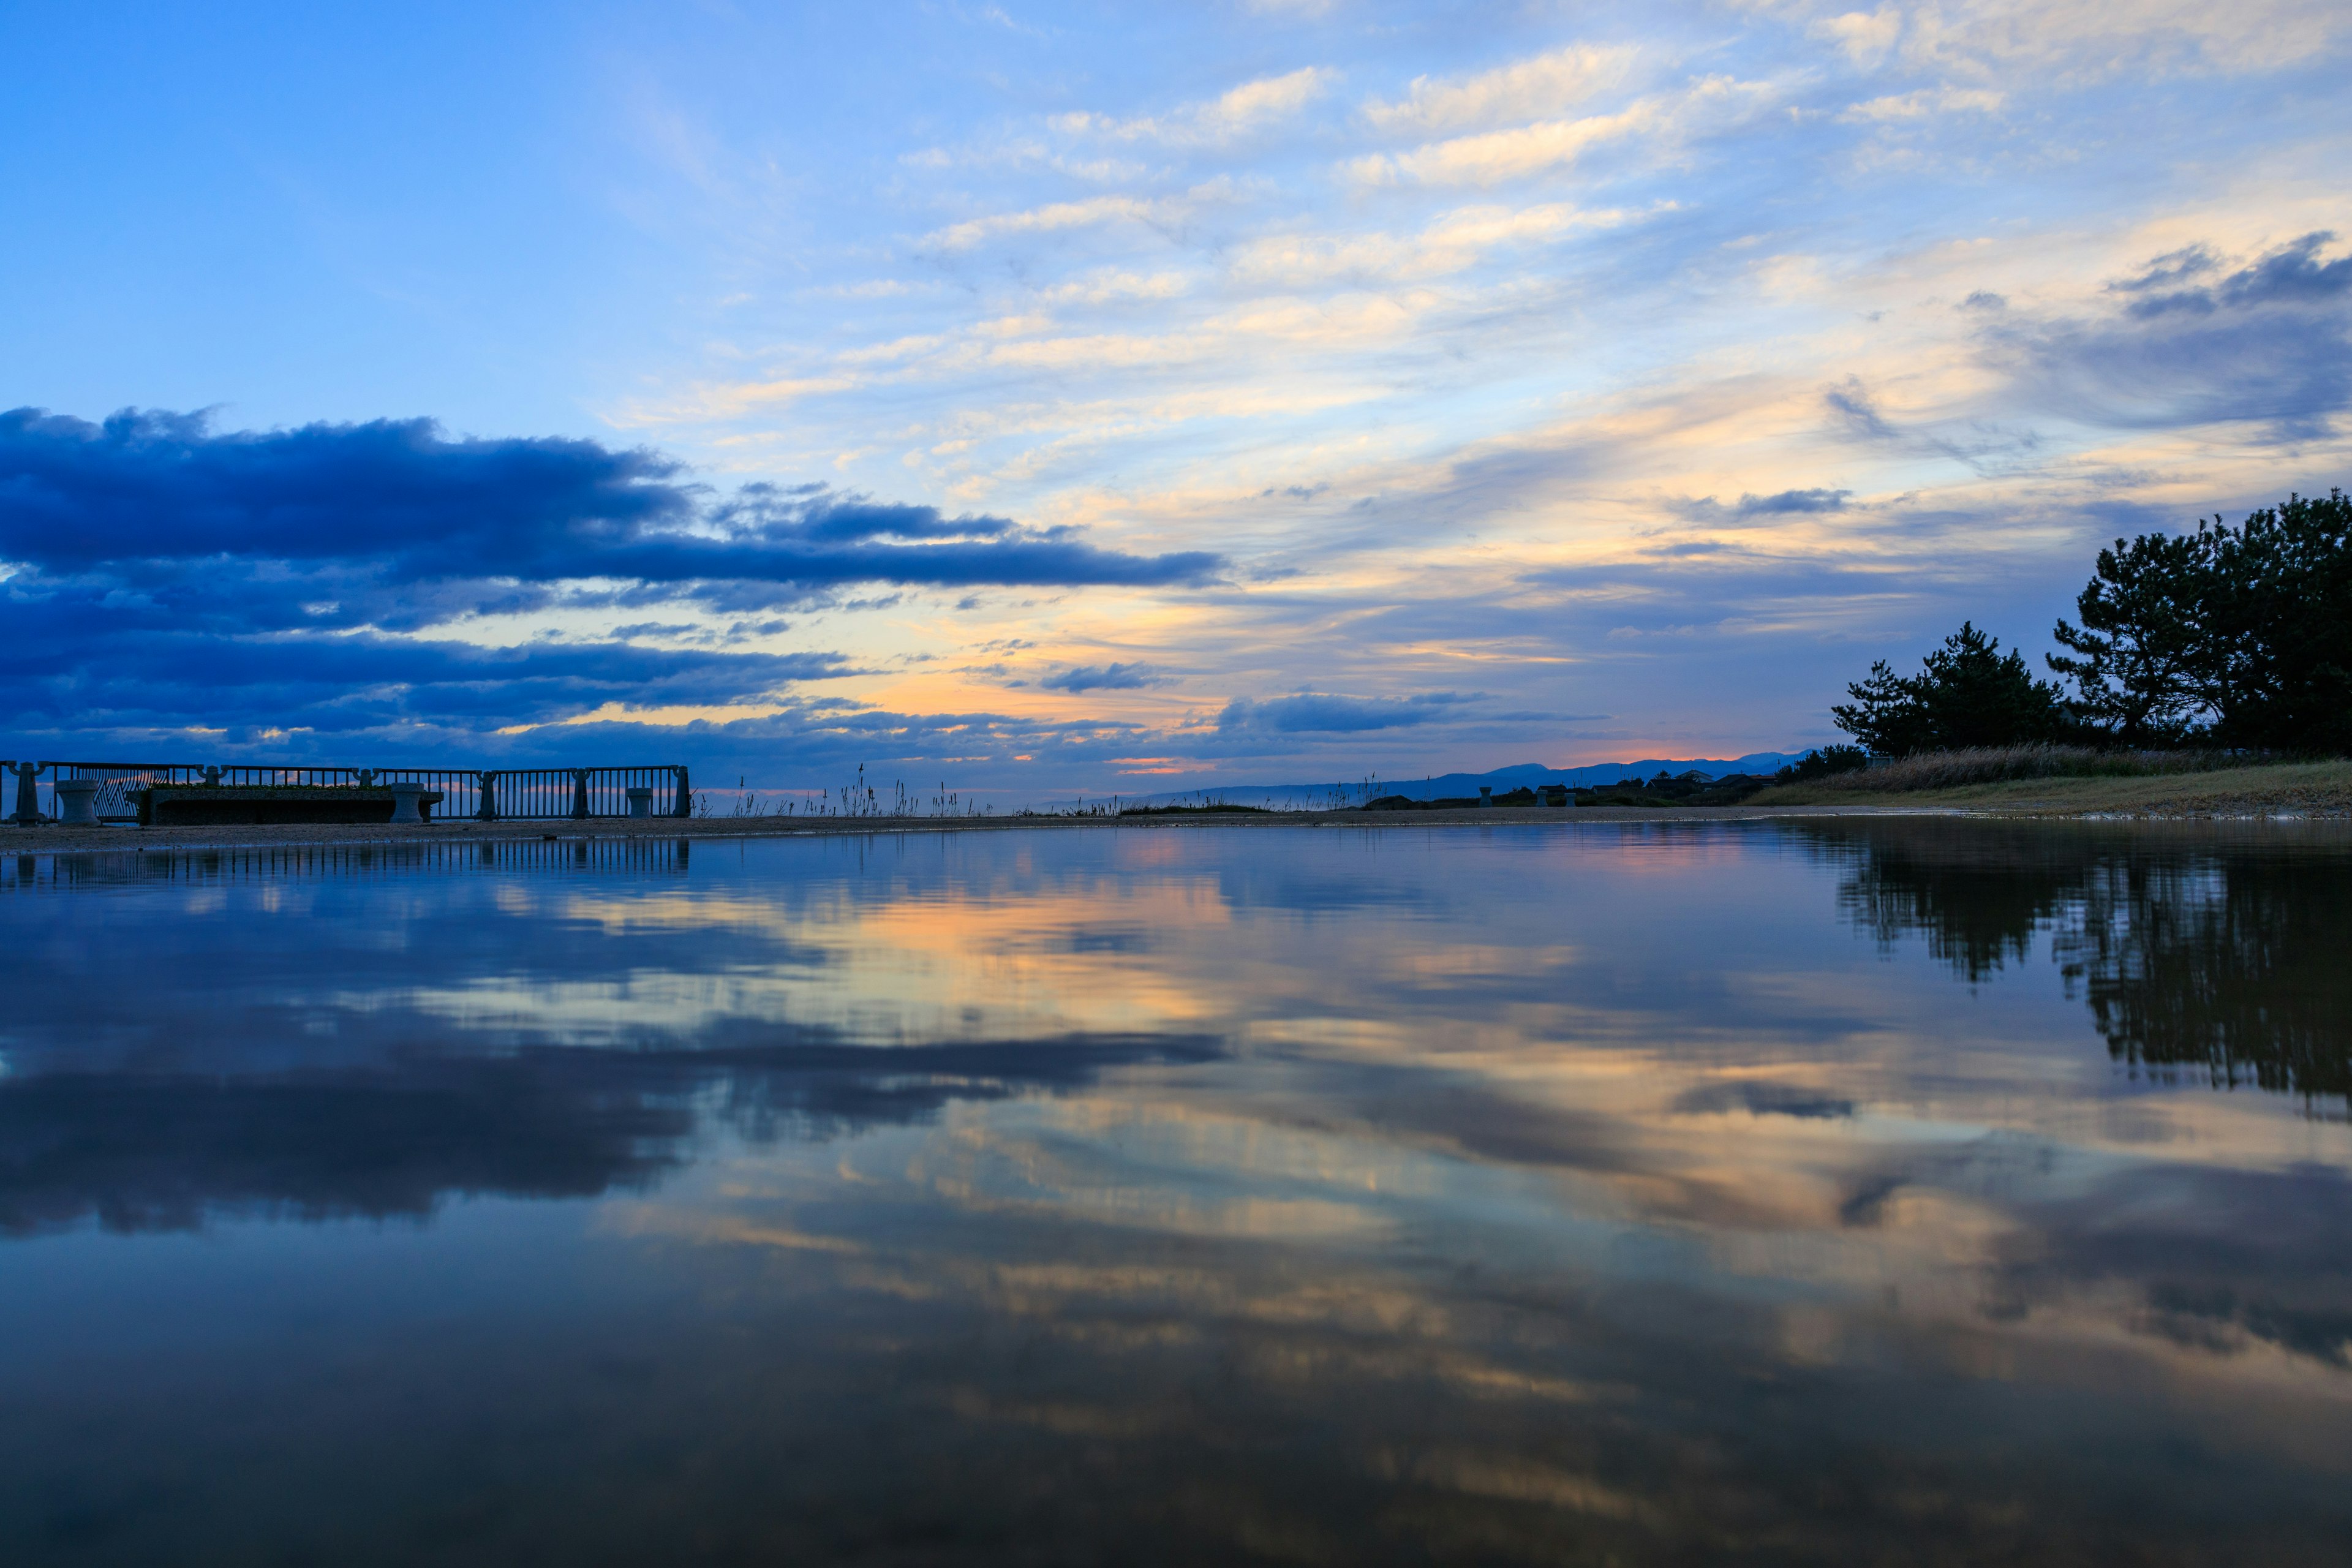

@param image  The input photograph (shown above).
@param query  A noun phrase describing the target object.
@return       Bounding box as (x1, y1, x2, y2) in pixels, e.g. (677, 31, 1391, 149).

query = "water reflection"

(1803, 821, 2352, 1102)
(0, 823, 2347, 1564)
(0, 1035, 1219, 1236)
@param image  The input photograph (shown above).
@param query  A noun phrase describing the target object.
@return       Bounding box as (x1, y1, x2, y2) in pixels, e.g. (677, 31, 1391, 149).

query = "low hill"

(1116, 755, 1809, 812)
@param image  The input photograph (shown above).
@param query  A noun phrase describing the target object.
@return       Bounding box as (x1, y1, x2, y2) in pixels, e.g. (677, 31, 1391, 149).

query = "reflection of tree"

(1799, 823, 2352, 1104)
(2059, 858, 2352, 1100)
(1811, 821, 2095, 982)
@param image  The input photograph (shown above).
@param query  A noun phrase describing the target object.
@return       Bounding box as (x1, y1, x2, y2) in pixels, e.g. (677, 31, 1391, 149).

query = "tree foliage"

(2048, 491, 2351, 752)
(1832, 624, 2070, 756)
(2048, 531, 2206, 746)
(1833, 491, 2350, 758)
(2196, 491, 2352, 753)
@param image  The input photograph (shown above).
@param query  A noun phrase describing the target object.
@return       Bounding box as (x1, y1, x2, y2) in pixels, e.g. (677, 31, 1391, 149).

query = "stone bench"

(137, 786, 444, 827)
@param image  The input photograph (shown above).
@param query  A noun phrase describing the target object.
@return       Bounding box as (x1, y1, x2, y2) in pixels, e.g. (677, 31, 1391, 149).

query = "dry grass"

(1752, 757, 2352, 814)
(1783, 744, 2248, 794)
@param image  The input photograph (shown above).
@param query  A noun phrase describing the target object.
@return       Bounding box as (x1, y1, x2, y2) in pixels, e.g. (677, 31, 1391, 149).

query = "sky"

(3, 1, 2348, 797)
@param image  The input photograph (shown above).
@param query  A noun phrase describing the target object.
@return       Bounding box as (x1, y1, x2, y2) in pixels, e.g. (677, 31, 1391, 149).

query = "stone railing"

(3, 761, 691, 826)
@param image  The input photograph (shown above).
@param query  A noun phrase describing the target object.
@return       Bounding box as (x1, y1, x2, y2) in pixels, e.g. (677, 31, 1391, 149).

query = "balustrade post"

(9, 762, 40, 825)
(673, 767, 691, 818)
(478, 771, 499, 821)
(571, 769, 589, 820)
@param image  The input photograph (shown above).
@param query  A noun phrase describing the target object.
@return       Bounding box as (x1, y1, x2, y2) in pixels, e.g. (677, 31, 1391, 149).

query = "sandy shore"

(6, 796, 2343, 857)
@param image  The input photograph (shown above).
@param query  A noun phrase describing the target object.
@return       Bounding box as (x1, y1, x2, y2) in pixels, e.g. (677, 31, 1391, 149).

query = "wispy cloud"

(927, 194, 1167, 252)
(1054, 66, 1336, 147)
(1348, 75, 1779, 187)
(1362, 43, 1637, 135)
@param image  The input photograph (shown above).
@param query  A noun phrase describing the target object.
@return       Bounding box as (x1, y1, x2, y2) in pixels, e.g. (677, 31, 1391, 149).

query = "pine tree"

(2048, 531, 2206, 745)
(1833, 624, 2068, 756)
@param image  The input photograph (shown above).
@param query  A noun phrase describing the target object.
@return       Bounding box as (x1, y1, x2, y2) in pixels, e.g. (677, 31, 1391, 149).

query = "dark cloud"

(0, 410, 1220, 597)
(2108, 244, 2219, 296)
(1216, 692, 1473, 734)
(0, 408, 1223, 742)
(0, 614, 857, 736)
(1669, 488, 1855, 523)
(2122, 233, 2352, 319)
(1740, 487, 1851, 515)
(1994, 232, 2352, 439)
(1037, 662, 1165, 693)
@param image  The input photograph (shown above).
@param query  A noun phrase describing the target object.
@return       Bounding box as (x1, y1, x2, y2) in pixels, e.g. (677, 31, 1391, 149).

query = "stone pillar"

(388, 781, 425, 824)
(571, 769, 590, 820)
(477, 771, 499, 821)
(673, 767, 692, 818)
(1478, 786, 1492, 807)
(55, 778, 99, 824)
(625, 786, 654, 820)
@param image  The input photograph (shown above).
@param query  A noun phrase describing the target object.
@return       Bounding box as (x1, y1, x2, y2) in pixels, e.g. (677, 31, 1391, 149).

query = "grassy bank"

(1751, 757, 2352, 813)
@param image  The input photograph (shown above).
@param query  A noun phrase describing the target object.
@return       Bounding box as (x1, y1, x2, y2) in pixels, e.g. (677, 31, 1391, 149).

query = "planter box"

(136, 786, 443, 826)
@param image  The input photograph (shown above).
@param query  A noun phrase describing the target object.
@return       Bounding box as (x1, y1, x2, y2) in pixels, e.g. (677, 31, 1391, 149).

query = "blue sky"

(4, 1, 2348, 793)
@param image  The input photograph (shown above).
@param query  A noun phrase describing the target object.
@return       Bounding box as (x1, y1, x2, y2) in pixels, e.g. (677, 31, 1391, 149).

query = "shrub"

(1777, 746, 1869, 783)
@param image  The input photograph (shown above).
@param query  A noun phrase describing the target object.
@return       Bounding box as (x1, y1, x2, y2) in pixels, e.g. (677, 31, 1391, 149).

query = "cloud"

(1885, 0, 2344, 81)
(1054, 67, 1335, 147)
(1740, 488, 1852, 515)
(1216, 692, 1474, 734)
(1670, 488, 1855, 524)
(1231, 201, 1648, 286)
(927, 194, 1164, 251)
(0, 409, 1221, 612)
(1361, 44, 1636, 136)
(1811, 6, 1902, 67)
(1348, 75, 1777, 188)
(1038, 662, 1167, 693)
(0, 408, 1223, 740)
(1990, 232, 2352, 437)
(1842, 86, 2006, 121)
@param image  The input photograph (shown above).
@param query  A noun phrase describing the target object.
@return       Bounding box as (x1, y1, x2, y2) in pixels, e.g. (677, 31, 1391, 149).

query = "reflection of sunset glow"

(7, 822, 2349, 1558)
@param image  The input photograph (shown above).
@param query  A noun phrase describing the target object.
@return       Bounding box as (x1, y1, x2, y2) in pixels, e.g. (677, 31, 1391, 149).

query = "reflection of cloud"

(8, 826, 2352, 1556)
(0, 1035, 1221, 1237)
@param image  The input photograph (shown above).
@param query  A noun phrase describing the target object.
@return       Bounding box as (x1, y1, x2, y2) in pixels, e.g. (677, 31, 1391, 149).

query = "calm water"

(2, 821, 2348, 1565)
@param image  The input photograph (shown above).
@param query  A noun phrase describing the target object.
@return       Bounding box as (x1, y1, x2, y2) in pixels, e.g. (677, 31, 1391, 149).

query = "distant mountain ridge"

(1118, 755, 1809, 810)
